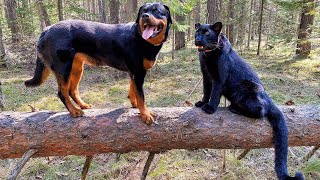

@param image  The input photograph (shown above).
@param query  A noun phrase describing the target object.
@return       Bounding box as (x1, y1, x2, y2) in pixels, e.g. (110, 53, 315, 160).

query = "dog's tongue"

(142, 26, 156, 40)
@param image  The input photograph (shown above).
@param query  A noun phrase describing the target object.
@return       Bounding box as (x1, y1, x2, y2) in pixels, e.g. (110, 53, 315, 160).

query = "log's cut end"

(0, 106, 319, 159)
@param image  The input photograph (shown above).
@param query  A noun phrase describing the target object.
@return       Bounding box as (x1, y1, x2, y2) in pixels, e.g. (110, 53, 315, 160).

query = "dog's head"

(194, 22, 222, 52)
(136, 3, 172, 46)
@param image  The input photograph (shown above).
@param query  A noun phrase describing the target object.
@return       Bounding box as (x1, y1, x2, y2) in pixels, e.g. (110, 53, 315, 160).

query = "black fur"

(194, 22, 304, 180)
(24, 57, 47, 87)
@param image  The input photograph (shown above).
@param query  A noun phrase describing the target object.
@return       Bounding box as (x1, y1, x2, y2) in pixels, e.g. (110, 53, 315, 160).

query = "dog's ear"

(163, 5, 172, 24)
(136, 4, 145, 23)
(195, 23, 201, 30)
(210, 22, 222, 33)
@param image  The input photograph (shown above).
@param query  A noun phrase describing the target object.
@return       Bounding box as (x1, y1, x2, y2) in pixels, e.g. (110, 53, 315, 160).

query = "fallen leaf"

(285, 99, 295, 106)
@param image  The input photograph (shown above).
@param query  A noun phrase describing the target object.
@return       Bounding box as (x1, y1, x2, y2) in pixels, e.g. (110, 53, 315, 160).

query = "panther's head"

(194, 22, 222, 52)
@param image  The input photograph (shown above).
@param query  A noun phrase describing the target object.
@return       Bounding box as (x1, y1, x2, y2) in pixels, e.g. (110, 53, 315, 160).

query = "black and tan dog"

(25, 3, 172, 124)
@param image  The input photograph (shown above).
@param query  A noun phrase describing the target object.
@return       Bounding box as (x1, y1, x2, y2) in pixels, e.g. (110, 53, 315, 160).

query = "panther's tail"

(24, 57, 50, 87)
(266, 103, 304, 180)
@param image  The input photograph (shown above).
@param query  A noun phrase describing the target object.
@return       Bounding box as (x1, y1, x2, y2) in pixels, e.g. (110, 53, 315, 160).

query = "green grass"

(0, 40, 319, 179)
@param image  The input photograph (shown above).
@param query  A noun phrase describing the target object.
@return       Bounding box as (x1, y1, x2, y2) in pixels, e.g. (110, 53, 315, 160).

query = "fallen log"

(0, 106, 319, 159)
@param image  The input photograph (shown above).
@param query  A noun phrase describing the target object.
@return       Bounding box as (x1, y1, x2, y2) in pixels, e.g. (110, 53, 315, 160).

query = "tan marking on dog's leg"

(57, 75, 84, 117)
(128, 79, 138, 108)
(131, 80, 154, 124)
(69, 53, 92, 109)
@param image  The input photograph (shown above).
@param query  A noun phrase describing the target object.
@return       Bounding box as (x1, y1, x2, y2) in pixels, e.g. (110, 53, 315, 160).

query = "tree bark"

(175, 14, 185, 50)
(109, 0, 120, 24)
(99, 0, 107, 23)
(0, 81, 4, 110)
(38, 0, 51, 30)
(207, 0, 220, 24)
(257, 0, 264, 55)
(194, 4, 201, 23)
(4, 0, 19, 42)
(0, 106, 319, 160)
(247, 0, 254, 47)
(296, 0, 315, 58)
(92, 0, 96, 21)
(0, 25, 6, 67)
(238, 0, 246, 47)
(226, 0, 235, 45)
(58, 0, 63, 21)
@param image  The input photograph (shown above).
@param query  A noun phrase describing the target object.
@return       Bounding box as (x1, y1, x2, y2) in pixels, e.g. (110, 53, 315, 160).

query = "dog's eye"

(205, 31, 210, 36)
(153, 9, 160, 14)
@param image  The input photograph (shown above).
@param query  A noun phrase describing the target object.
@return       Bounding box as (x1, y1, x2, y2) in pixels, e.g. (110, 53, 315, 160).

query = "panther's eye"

(205, 31, 210, 36)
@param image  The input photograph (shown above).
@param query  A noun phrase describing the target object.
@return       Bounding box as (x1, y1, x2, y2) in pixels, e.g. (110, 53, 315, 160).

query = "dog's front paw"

(140, 110, 155, 125)
(195, 101, 205, 107)
(201, 103, 216, 114)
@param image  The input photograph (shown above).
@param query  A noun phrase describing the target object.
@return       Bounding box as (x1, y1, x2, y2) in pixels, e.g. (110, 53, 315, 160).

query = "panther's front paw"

(201, 103, 215, 114)
(195, 101, 205, 107)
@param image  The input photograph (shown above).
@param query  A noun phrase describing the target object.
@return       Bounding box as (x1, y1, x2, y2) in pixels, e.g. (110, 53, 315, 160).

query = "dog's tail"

(25, 57, 50, 87)
(266, 103, 304, 180)
(25, 29, 51, 87)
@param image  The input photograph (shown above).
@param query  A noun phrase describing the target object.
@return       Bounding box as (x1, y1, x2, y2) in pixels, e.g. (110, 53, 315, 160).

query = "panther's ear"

(163, 5, 172, 24)
(210, 22, 222, 33)
(195, 23, 201, 30)
(136, 4, 145, 23)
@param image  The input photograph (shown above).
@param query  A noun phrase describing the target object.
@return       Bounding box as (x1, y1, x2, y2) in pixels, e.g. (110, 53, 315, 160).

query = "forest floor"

(0, 39, 319, 179)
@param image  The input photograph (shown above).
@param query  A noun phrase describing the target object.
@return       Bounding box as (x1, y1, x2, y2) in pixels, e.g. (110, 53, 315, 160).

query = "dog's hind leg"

(56, 74, 84, 117)
(69, 53, 92, 109)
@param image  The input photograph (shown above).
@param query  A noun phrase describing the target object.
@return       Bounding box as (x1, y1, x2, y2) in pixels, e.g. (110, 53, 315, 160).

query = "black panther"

(194, 22, 304, 180)
(25, 3, 172, 124)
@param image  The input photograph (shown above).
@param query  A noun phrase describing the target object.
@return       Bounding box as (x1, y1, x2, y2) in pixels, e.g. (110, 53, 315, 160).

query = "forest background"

(0, 0, 319, 179)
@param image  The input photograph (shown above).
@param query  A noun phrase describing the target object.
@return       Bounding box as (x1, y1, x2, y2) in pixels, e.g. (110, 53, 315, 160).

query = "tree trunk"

(92, 0, 96, 21)
(38, 0, 51, 31)
(207, 0, 220, 24)
(0, 106, 319, 159)
(226, 0, 234, 45)
(4, 0, 19, 42)
(0, 81, 3, 110)
(266, 4, 273, 48)
(238, 0, 246, 48)
(99, 0, 106, 23)
(187, 13, 191, 41)
(247, 0, 254, 47)
(296, 0, 315, 58)
(58, 0, 63, 21)
(132, 0, 138, 15)
(257, 0, 264, 55)
(109, 0, 120, 24)
(175, 14, 185, 50)
(0, 25, 6, 68)
(86, 0, 91, 20)
(194, 4, 201, 23)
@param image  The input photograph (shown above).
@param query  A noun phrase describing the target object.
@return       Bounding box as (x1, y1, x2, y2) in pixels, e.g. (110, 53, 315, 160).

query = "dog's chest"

(143, 58, 155, 70)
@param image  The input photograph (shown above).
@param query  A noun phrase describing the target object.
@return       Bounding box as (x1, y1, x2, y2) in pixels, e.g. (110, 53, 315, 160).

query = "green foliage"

(141, 0, 202, 32)
(302, 159, 320, 177)
(67, 0, 89, 19)
(272, 0, 303, 11)
(161, 0, 200, 16)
